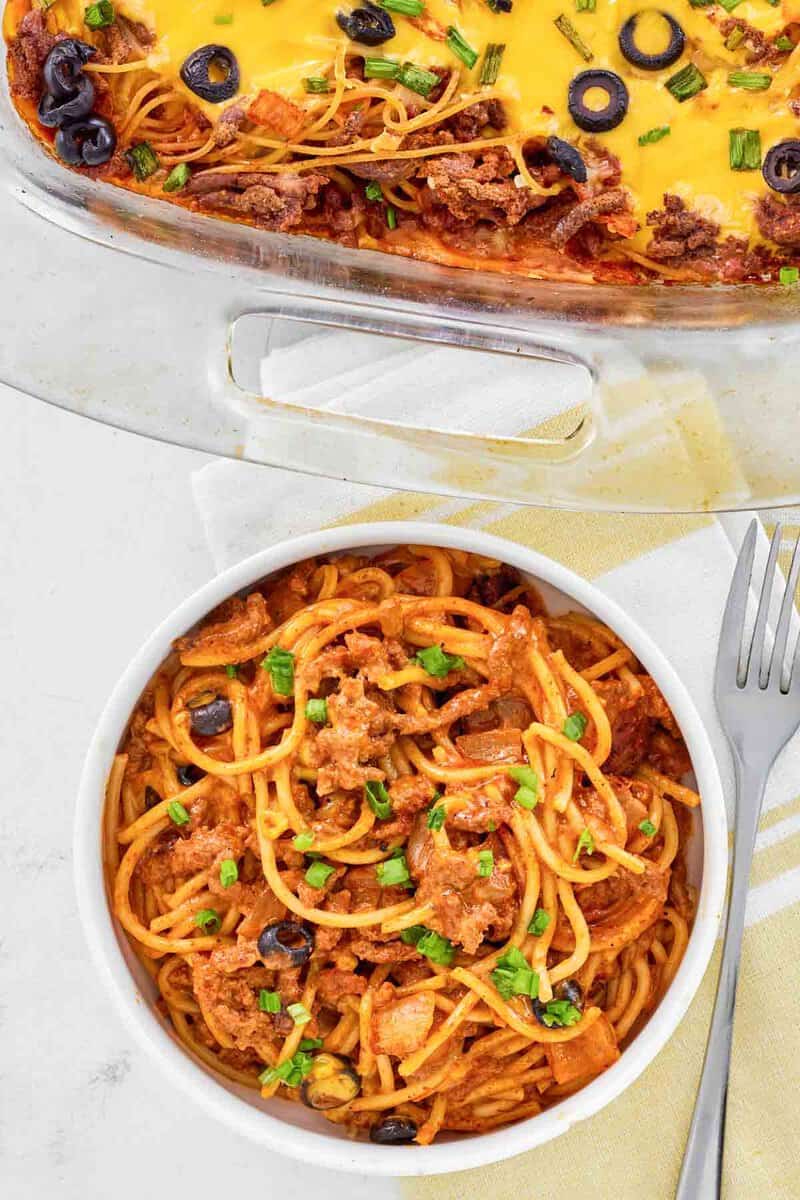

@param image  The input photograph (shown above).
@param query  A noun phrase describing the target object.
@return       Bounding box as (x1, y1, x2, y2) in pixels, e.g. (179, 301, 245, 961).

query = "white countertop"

(1, 388, 389, 1199)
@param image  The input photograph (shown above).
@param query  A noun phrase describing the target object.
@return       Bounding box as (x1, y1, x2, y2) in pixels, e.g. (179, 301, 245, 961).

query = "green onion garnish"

(414, 644, 465, 677)
(376, 853, 412, 887)
(563, 712, 588, 741)
(572, 827, 595, 862)
(528, 908, 551, 936)
(378, 0, 424, 12)
(213, 12, 233, 23)
(638, 125, 670, 146)
(477, 849, 494, 877)
(194, 908, 221, 933)
(365, 181, 383, 201)
(724, 26, 745, 51)
(84, 0, 114, 29)
(729, 128, 761, 171)
(638, 819, 657, 837)
(259, 1050, 314, 1088)
(261, 645, 295, 695)
(400, 926, 455, 965)
(305, 860, 335, 889)
(575, 0, 596, 9)
(491, 946, 539, 1000)
(299, 1037, 324, 1051)
(536, 999, 582, 1027)
(479, 42, 505, 86)
(666, 62, 707, 101)
(427, 804, 446, 831)
(487, 819, 497, 832)
(305, 698, 328, 724)
(259, 990, 281, 1013)
(397, 61, 440, 97)
(224, 663, 237, 678)
(554, 14, 593, 61)
(728, 71, 772, 91)
(688, 0, 714, 5)
(125, 141, 159, 182)
(780, 265, 800, 285)
(775, 35, 794, 51)
(514, 786, 539, 810)
(718, 0, 742, 11)
(508, 765, 538, 790)
(219, 858, 238, 888)
(167, 800, 190, 826)
(287, 1002, 312, 1026)
(163, 163, 191, 193)
(446, 26, 479, 69)
(293, 831, 314, 851)
(365, 779, 392, 819)
(304, 77, 330, 93)
(364, 57, 400, 80)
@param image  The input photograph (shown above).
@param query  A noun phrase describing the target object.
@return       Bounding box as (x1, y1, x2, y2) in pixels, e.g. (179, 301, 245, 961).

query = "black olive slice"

(177, 763, 206, 787)
(618, 11, 684, 71)
(336, 4, 396, 46)
(762, 140, 800, 195)
(55, 114, 117, 167)
(188, 695, 233, 736)
(568, 70, 629, 133)
(180, 45, 240, 103)
(546, 135, 588, 183)
(43, 39, 96, 100)
(369, 1115, 418, 1144)
(554, 978, 584, 1008)
(38, 74, 95, 128)
(300, 1053, 361, 1109)
(257, 920, 315, 966)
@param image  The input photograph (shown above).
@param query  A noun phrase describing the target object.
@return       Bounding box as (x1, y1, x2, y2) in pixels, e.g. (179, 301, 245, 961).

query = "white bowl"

(75, 522, 727, 1177)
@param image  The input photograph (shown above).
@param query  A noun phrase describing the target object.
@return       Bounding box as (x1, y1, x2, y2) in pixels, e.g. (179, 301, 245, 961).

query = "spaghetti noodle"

(104, 545, 700, 1144)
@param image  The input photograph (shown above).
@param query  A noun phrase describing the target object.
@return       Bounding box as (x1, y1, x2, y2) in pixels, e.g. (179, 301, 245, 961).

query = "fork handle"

(675, 754, 767, 1200)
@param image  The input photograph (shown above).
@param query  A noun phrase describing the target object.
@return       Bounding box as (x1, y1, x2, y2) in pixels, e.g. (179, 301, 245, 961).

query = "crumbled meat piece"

(718, 16, 789, 65)
(551, 190, 628, 249)
(545, 1013, 620, 1084)
(756, 195, 800, 248)
(348, 158, 417, 183)
(466, 564, 521, 608)
(176, 592, 273, 664)
(594, 679, 653, 774)
(559, 862, 669, 953)
(313, 677, 394, 794)
(191, 954, 287, 1055)
(447, 100, 505, 142)
(188, 172, 326, 232)
(213, 103, 247, 148)
(317, 968, 367, 1005)
(448, 777, 514, 832)
(7, 9, 55, 99)
(423, 150, 548, 227)
(378, 774, 437, 840)
(646, 194, 720, 260)
(647, 729, 692, 780)
(370, 985, 436, 1057)
(261, 559, 316, 623)
(574, 774, 653, 845)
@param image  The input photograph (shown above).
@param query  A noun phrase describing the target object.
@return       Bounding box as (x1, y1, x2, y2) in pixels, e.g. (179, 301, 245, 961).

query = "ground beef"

(7, 9, 54, 99)
(646, 194, 720, 260)
(756, 194, 800, 247)
(467, 564, 521, 607)
(213, 102, 247, 148)
(551, 189, 628, 249)
(423, 149, 549, 227)
(447, 99, 506, 142)
(717, 15, 791, 65)
(187, 170, 327, 231)
(348, 158, 417, 184)
(594, 679, 653, 775)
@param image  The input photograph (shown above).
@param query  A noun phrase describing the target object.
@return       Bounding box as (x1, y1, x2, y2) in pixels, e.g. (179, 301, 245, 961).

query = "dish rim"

(74, 520, 728, 1177)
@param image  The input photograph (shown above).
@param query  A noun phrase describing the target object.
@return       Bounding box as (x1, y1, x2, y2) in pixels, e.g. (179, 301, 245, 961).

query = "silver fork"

(676, 519, 800, 1200)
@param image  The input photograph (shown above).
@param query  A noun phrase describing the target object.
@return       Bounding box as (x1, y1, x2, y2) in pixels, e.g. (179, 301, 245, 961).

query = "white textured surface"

(0, 388, 386, 1200)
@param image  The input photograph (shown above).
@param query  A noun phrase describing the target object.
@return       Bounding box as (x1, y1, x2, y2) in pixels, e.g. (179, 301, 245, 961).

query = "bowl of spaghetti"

(75, 522, 726, 1175)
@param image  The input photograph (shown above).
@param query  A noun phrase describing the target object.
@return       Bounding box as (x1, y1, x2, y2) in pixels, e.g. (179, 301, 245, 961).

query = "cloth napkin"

(191, 330, 800, 1199)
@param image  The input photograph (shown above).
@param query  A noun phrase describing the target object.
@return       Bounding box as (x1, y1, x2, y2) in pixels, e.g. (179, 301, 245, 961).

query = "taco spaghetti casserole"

(104, 546, 701, 1144)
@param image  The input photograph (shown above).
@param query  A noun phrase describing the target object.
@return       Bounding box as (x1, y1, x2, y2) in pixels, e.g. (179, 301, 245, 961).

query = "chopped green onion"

(575, 0, 595, 9)
(729, 128, 761, 171)
(446, 25, 479, 69)
(376, 853, 412, 887)
(688, 0, 713, 5)
(261, 646, 295, 695)
(213, 12, 234, 23)
(125, 141, 159, 182)
(554, 14, 594, 61)
(724, 26, 745, 51)
(718, 0, 742, 11)
(194, 908, 221, 933)
(396, 61, 440, 97)
(638, 125, 670, 146)
(427, 804, 446, 831)
(163, 163, 191, 193)
(479, 42, 505, 86)
(365, 779, 392, 819)
(287, 1002, 312, 1026)
(305, 860, 335, 889)
(258, 990, 281, 1013)
(304, 76, 330, 93)
(299, 1037, 324, 1051)
(562, 712, 588, 741)
(528, 908, 551, 937)
(638, 819, 657, 837)
(167, 800, 190, 826)
(414, 644, 465, 677)
(365, 181, 383, 201)
(224, 663, 237, 678)
(572, 827, 595, 862)
(728, 70, 772, 91)
(258, 1050, 314, 1088)
(219, 858, 239, 888)
(364, 57, 401, 80)
(487, 819, 497, 832)
(537, 999, 582, 1027)
(491, 946, 540, 1000)
(293, 831, 315, 851)
(780, 265, 800, 285)
(775, 35, 794, 51)
(666, 62, 707, 101)
(400, 924, 427, 945)
(508, 765, 539, 790)
(514, 786, 539, 811)
(378, 0, 424, 12)
(84, 0, 114, 29)
(305, 698, 328, 724)
(477, 849, 494, 877)
(386, 205, 398, 230)
(400, 925, 455, 964)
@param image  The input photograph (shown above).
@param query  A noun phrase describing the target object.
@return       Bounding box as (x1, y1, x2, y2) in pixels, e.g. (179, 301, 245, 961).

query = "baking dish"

(74, 520, 728, 1175)
(3, 65, 800, 513)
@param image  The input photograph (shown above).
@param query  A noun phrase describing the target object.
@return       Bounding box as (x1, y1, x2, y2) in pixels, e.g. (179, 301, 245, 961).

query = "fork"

(675, 519, 800, 1200)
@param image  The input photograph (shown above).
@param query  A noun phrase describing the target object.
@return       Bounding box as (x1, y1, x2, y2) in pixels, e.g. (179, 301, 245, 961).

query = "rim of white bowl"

(74, 521, 728, 1178)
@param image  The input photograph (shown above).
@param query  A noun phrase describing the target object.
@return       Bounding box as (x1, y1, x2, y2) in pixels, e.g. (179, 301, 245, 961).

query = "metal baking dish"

(3, 67, 800, 513)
